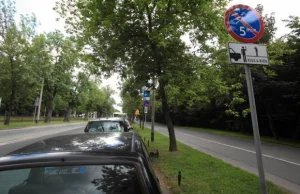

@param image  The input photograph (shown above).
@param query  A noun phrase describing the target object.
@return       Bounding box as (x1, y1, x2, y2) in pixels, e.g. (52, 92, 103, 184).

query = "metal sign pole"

(151, 78, 155, 142)
(142, 106, 145, 129)
(33, 97, 39, 123)
(244, 65, 267, 194)
(37, 78, 44, 122)
(33, 105, 37, 123)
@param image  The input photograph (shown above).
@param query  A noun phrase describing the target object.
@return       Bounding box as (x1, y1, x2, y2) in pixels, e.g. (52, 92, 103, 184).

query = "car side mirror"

(150, 150, 159, 158)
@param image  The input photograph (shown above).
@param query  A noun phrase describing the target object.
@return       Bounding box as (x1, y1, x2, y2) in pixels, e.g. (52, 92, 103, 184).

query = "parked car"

(0, 133, 161, 194)
(229, 47, 241, 61)
(84, 117, 133, 133)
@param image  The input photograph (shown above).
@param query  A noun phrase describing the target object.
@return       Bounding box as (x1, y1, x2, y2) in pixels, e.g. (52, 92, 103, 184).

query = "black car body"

(84, 117, 133, 133)
(229, 48, 241, 61)
(0, 133, 161, 194)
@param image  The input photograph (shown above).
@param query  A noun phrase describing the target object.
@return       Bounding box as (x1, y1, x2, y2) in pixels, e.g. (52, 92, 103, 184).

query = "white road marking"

(154, 126, 300, 167)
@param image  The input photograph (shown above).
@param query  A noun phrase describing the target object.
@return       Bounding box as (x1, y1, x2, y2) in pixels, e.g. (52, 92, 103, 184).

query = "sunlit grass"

(134, 125, 290, 194)
(0, 118, 86, 130)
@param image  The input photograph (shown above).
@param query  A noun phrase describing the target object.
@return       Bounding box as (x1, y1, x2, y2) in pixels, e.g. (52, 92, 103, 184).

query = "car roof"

(89, 117, 125, 122)
(4, 133, 141, 157)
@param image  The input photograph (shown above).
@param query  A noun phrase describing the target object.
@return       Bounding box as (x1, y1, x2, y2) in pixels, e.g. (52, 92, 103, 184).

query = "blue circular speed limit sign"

(224, 4, 264, 43)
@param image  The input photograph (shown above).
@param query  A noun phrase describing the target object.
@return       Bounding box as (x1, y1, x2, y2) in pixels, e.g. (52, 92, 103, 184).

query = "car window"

(0, 165, 143, 194)
(0, 168, 30, 193)
(87, 121, 122, 132)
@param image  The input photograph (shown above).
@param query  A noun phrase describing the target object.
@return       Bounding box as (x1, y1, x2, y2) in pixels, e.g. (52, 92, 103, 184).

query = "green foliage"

(0, 0, 41, 124)
(75, 81, 115, 117)
(55, 0, 231, 151)
(120, 78, 143, 120)
(0, 0, 116, 124)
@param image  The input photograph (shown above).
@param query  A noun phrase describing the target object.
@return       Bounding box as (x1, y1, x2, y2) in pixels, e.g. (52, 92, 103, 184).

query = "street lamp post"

(36, 78, 44, 122)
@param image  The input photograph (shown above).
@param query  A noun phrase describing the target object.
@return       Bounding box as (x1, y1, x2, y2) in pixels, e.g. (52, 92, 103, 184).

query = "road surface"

(144, 122, 300, 194)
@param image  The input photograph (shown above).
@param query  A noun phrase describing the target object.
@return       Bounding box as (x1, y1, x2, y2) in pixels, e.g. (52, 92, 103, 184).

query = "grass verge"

(0, 120, 86, 130)
(134, 124, 290, 194)
(184, 126, 300, 148)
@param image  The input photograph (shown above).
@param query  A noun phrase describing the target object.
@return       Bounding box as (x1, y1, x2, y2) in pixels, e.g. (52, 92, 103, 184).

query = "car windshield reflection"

(0, 165, 143, 194)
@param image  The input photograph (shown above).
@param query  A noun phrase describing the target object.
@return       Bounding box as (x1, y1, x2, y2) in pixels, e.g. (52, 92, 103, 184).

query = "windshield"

(87, 121, 123, 132)
(0, 165, 143, 194)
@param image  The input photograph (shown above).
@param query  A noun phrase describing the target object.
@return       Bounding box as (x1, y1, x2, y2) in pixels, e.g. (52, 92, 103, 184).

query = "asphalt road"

(144, 122, 300, 194)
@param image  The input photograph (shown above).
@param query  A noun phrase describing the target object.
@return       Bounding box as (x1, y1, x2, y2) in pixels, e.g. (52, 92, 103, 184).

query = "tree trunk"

(63, 105, 72, 122)
(97, 111, 102, 118)
(4, 109, 12, 125)
(84, 111, 89, 120)
(5, 56, 16, 125)
(159, 79, 177, 151)
(44, 95, 54, 123)
(4, 78, 15, 125)
(266, 106, 279, 140)
(293, 114, 300, 140)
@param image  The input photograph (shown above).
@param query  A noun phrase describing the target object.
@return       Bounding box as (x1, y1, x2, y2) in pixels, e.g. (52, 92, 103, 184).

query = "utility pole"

(36, 78, 44, 122)
(151, 77, 155, 142)
(0, 97, 2, 118)
(142, 105, 145, 129)
(33, 97, 39, 123)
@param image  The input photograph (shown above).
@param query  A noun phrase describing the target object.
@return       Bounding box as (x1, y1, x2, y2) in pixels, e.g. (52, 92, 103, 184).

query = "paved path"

(144, 122, 300, 194)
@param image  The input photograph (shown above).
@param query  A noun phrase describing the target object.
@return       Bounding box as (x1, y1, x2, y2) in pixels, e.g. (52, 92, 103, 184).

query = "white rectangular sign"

(227, 42, 269, 65)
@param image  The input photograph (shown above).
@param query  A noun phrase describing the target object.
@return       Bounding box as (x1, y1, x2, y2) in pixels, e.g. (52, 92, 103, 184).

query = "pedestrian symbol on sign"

(241, 46, 247, 62)
(254, 46, 258, 56)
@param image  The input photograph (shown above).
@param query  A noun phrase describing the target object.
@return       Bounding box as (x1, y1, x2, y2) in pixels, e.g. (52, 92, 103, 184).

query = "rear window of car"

(0, 164, 143, 194)
(86, 121, 123, 132)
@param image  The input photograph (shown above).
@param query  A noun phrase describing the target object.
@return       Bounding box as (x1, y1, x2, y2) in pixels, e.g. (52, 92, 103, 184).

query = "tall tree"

(0, 0, 39, 125)
(43, 31, 78, 123)
(78, 82, 115, 120)
(55, 0, 229, 151)
(121, 77, 143, 121)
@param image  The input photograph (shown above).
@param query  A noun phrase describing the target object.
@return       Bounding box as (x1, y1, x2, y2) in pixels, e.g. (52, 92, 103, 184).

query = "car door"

(140, 140, 162, 191)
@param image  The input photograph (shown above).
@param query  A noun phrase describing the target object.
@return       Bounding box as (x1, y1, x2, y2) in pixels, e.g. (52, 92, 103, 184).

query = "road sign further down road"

(144, 100, 150, 107)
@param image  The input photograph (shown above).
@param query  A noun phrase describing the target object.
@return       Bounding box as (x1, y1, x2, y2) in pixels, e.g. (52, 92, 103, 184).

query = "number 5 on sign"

(240, 26, 246, 36)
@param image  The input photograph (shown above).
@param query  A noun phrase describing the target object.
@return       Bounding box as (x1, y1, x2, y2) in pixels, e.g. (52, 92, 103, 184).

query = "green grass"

(0, 116, 85, 122)
(134, 124, 290, 194)
(184, 126, 300, 148)
(0, 119, 86, 130)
